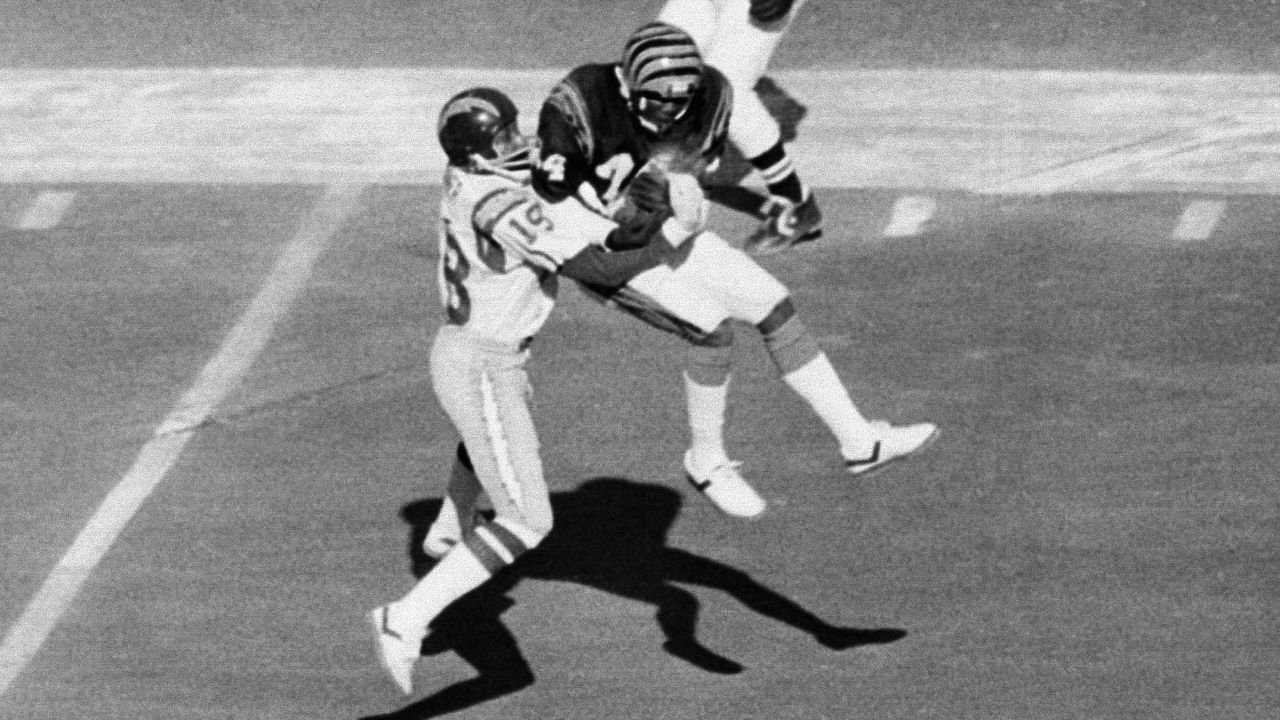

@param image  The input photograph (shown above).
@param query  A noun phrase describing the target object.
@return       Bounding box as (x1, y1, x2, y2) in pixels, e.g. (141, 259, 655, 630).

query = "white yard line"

(1171, 199, 1227, 241)
(1, 68, 1277, 192)
(882, 195, 937, 237)
(0, 182, 366, 699)
(15, 191, 77, 230)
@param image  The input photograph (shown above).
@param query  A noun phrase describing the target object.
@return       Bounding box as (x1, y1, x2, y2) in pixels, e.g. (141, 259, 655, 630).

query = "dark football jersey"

(532, 62, 733, 206)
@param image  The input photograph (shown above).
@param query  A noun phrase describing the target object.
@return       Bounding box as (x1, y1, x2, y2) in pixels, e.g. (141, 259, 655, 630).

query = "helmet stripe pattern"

(622, 22, 703, 98)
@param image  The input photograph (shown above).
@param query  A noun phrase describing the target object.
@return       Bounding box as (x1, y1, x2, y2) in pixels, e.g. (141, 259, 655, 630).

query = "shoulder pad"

(545, 66, 610, 158)
(472, 186, 534, 234)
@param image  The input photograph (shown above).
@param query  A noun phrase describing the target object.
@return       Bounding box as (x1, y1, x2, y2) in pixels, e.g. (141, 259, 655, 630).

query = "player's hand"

(625, 168, 671, 215)
(749, 0, 795, 24)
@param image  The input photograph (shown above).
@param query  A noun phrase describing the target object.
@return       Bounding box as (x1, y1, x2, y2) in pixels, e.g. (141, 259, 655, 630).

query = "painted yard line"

(1, 68, 1278, 193)
(974, 116, 1258, 195)
(15, 191, 76, 230)
(882, 195, 937, 238)
(1172, 200, 1227, 241)
(0, 182, 367, 700)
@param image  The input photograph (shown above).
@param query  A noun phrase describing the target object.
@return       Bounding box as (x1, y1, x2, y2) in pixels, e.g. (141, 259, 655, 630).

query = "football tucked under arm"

(609, 166, 708, 249)
(656, 171, 709, 239)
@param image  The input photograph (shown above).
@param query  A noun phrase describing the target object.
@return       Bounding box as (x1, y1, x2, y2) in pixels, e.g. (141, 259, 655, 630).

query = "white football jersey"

(437, 167, 617, 345)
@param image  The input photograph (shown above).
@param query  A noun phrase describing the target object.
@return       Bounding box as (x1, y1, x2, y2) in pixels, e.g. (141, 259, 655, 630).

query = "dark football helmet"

(437, 87, 535, 175)
(620, 22, 704, 134)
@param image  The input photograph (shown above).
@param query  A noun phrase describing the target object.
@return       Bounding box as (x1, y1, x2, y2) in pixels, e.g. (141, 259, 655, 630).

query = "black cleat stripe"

(380, 607, 402, 640)
(844, 441, 881, 468)
(686, 473, 712, 492)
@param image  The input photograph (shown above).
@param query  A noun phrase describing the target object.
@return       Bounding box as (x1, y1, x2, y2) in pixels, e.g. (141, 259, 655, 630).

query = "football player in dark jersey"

(532, 22, 939, 519)
(533, 22, 733, 214)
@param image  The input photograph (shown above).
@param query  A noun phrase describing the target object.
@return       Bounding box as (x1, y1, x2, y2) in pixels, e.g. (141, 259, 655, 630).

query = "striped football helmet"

(437, 87, 536, 176)
(620, 22, 704, 134)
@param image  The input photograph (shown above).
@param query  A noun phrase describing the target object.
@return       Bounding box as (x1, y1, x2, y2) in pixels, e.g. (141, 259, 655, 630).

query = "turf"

(2, 186, 1275, 719)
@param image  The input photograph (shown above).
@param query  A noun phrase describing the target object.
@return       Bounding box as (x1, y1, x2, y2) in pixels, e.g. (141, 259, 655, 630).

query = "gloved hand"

(625, 167, 671, 215)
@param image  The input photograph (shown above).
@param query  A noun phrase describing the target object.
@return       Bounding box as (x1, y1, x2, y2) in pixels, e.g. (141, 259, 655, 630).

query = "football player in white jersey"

(657, 0, 820, 252)
(369, 87, 703, 697)
(533, 23, 939, 522)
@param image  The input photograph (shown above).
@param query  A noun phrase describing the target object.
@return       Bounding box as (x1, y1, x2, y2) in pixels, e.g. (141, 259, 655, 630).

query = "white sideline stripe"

(0, 182, 366, 699)
(1172, 200, 1226, 241)
(882, 195, 936, 237)
(2, 67, 1279, 193)
(16, 191, 76, 230)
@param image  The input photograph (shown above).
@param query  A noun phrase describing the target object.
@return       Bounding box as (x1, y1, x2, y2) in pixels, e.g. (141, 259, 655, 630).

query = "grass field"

(2, 184, 1276, 719)
(1, 2, 1278, 719)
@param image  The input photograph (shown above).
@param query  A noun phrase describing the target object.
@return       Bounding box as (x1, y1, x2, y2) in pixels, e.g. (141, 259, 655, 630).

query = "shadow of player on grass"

(359, 478, 905, 719)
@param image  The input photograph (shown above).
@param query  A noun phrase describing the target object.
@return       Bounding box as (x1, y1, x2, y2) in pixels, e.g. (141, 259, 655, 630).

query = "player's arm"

(558, 181, 701, 287)
(478, 186, 692, 289)
(605, 167, 708, 252)
(559, 229, 689, 288)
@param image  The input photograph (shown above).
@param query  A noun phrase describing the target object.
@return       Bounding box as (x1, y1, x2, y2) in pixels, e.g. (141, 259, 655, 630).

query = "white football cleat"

(683, 450, 767, 519)
(744, 192, 823, 255)
(368, 604, 420, 695)
(844, 421, 939, 476)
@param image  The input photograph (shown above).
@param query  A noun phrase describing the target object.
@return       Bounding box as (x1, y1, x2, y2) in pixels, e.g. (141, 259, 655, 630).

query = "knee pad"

(757, 300, 821, 375)
(691, 316, 734, 348)
(463, 516, 549, 574)
(755, 298, 795, 335)
(687, 321, 734, 386)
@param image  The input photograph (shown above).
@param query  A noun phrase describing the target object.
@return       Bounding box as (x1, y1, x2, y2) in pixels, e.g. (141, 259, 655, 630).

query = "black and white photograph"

(1, 2, 1276, 718)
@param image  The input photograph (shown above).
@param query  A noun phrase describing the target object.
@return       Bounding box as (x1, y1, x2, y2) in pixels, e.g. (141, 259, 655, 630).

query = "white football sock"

(393, 542, 492, 635)
(684, 371, 731, 468)
(782, 353, 876, 458)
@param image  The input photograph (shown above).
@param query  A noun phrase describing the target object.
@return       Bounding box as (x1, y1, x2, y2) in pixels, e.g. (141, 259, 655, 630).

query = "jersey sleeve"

(472, 186, 611, 272)
(532, 75, 598, 203)
(700, 68, 734, 163)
